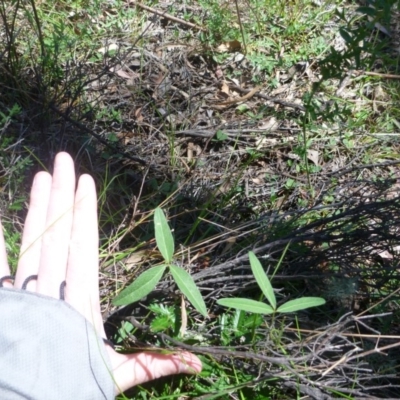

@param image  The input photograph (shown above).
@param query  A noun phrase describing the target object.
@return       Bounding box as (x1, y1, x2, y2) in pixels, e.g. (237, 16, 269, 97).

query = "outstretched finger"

(36, 153, 76, 298)
(0, 221, 11, 287)
(110, 350, 202, 394)
(14, 171, 52, 290)
(65, 174, 103, 334)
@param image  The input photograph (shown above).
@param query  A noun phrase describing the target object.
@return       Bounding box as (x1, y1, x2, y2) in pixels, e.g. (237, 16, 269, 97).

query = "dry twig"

(128, 1, 207, 32)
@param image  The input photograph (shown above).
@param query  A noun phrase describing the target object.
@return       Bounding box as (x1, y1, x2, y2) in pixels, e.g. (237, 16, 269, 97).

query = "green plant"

(217, 251, 325, 314)
(112, 207, 208, 317)
(2, 0, 400, 397)
(198, 0, 239, 45)
(1, 224, 21, 274)
(0, 109, 33, 213)
(148, 303, 178, 333)
(219, 309, 263, 346)
(214, 130, 229, 142)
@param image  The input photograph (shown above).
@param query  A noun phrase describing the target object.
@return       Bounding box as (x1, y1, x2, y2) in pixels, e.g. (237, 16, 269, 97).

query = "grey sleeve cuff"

(0, 288, 115, 400)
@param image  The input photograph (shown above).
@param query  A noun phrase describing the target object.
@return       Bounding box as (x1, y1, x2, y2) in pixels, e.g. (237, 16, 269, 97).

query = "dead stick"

(354, 70, 400, 79)
(129, 1, 207, 32)
(215, 85, 263, 107)
(227, 83, 305, 111)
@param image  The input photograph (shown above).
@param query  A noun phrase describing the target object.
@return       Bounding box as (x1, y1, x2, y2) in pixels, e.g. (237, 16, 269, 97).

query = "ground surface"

(1, 0, 400, 398)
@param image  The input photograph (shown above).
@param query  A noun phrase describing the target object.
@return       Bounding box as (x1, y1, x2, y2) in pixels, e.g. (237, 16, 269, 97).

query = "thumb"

(107, 349, 202, 394)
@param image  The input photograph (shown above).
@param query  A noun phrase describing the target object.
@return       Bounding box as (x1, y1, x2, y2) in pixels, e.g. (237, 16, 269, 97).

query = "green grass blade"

(154, 207, 174, 263)
(249, 251, 276, 309)
(277, 297, 326, 313)
(112, 265, 166, 306)
(217, 298, 274, 314)
(271, 241, 291, 280)
(169, 265, 208, 317)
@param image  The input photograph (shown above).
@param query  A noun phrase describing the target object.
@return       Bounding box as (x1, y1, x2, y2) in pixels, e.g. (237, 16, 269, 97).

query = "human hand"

(0, 152, 201, 395)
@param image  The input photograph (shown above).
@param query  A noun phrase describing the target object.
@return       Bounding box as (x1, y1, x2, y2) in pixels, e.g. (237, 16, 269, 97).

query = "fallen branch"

(227, 83, 305, 111)
(128, 1, 207, 32)
(354, 70, 400, 79)
(213, 85, 263, 108)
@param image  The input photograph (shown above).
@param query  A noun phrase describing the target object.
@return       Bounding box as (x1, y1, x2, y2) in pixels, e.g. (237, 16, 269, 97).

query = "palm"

(0, 152, 201, 394)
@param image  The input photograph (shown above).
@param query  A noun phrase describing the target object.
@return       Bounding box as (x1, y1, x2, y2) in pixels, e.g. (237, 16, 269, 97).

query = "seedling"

(217, 251, 325, 314)
(113, 208, 208, 317)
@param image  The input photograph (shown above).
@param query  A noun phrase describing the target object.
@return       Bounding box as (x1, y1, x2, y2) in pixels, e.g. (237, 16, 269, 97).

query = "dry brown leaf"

(179, 295, 187, 337)
(134, 107, 144, 122)
(216, 40, 242, 53)
(187, 141, 194, 162)
(221, 81, 230, 96)
(114, 69, 132, 79)
(275, 196, 286, 209)
(215, 66, 224, 79)
(151, 72, 165, 85)
(373, 84, 389, 101)
(307, 149, 319, 166)
(124, 251, 146, 270)
(251, 177, 264, 185)
(378, 250, 393, 260)
(258, 117, 279, 132)
(255, 137, 278, 149)
(116, 131, 135, 145)
(110, 66, 139, 83)
(270, 85, 289, 96)
(97, 43, 118, 54)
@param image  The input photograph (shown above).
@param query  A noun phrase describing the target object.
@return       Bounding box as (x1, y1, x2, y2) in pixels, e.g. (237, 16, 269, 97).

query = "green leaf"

(216, 130, 228, 141)
(339, 28, 353, 44)
(235, 104, 250, 113)
(277, 297, 326, 313)
(148, 303, 175, 316)
(217, 298, 274, 314)
(356, 6, 378, 18)
(112, 265, 166, 306)
(154, 208, 174, 263)
(150, 314, 175, 333)
(169, 265, 208, 317)
(249, 251, 276, 309)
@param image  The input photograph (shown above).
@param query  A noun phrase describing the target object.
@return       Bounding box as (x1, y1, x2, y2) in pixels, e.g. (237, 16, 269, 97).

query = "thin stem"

(234, 0, 246, 55)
